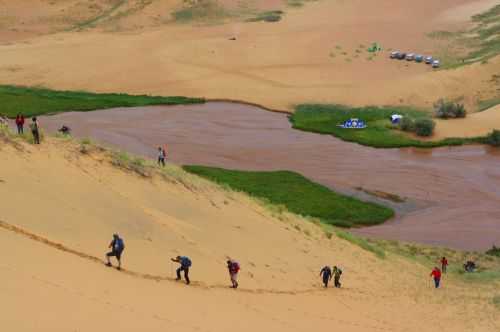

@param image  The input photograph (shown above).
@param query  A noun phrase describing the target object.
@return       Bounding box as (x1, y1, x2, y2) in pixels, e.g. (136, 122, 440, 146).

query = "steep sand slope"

(1, 137, 499, 331)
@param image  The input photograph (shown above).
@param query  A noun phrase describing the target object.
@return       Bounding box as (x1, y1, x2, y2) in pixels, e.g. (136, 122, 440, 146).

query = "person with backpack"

(15, 114, 25, 135)
(227, 259, 240, 289)
(332, 266, 342, 288)
(441, 257, 448, 273)
(319, 265, 332, 288)
(30, 117, 40, 144)
(430, 267, 442, 288)
(105, 234, 125, 270)
(157, 146, 166, 167)
(172, 255, 192, 284)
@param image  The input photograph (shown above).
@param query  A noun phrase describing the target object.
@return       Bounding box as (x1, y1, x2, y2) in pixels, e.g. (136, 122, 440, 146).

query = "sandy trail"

(1, 139, 499, 332)
(38, 102, 500, 250)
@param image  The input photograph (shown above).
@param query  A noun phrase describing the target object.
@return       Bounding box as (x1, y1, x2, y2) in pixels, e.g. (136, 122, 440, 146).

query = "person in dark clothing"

(464, 260, 476, 272)
(227, 259, 240, 289)
(157, 146, 166, 167)
(15, 114, 25, 134)
(332, 266, 342, 288)
(106, 234, 125, 270)
(430, 267, 442, 288)
(320, 266, 332, 288)
(30, 117, 40, 144)
(172, 255, 192, 284)
(441, 257, 448, 273)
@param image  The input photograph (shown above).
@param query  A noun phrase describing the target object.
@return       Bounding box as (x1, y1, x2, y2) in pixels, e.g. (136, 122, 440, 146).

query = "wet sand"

(40, 102, 500, 250)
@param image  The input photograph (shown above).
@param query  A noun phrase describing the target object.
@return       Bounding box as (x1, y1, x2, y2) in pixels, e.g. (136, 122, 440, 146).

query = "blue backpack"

(115, 238, 125, 252)
(181, 256, 192, 268)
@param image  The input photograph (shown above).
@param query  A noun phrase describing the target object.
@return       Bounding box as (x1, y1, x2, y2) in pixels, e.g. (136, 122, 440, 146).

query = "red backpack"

(231, 261, 240, 273)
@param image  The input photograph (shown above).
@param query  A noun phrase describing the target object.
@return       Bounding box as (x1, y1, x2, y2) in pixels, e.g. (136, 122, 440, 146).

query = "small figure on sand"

(430, 266, 442, 288)
(30, 117, 40, 144)
(332, 266, 342, 288)
(15, 114, 25, 134)
(158, 146, 166, 167)
(172, 255, 192, 284)
(320, 265, 332, 288)
(106, 234, 125, 270)
(227, 259, 240, 289)
(441, 256, 448, 273)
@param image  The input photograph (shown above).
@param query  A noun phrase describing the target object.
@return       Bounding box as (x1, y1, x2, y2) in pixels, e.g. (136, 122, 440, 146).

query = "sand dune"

(1, 135, 499, 331)
(0, 0, 499, 129)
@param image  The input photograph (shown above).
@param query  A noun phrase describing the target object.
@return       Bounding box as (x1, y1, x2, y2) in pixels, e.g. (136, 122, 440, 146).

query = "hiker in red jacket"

(227, 259, 240, 289)
(430, 267, 442, 288)
(15, 114, 25, 134)
(441, 257, 448, 273)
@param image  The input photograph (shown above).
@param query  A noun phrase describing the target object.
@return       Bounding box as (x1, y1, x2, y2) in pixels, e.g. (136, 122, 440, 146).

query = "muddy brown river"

(39, 102, 500, 251)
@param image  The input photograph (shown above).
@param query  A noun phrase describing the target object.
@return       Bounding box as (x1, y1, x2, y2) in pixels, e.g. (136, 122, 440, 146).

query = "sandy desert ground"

(1, 136, 499, 331)
(0, 0, 499, 138)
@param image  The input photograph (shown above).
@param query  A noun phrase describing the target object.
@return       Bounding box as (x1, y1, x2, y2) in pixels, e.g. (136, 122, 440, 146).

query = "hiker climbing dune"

(172, 255, 192, 285)
(227, 259, 240, 289)
(106, 234, 125, 270)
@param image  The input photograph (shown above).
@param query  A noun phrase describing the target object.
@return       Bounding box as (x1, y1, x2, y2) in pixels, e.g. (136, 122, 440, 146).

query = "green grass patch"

(290, 104, 483, 148)
(183, 166, 394, 227)
(172, 0, 228, 23)
(246, 10, 284, 23)
(429, 4, 500, 67)
(0, 85, 204, 118)
(335, 230, 386, 259)
(478, 97, 500, 112)
(70, 0, 127, 30)
(493, 295, 500, 308)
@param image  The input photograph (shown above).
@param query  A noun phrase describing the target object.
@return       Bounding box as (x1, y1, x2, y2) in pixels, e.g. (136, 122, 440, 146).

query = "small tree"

(399, 117, 415, 132)
(486, 130, 500, 147)
(434, 99, 467, 119)
(414, 118, 435, 137)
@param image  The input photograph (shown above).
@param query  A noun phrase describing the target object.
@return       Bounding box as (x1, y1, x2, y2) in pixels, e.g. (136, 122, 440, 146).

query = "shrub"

(414, 118, 435, 137)
(486, 130, 500, 147)
(434, 99, 467, 119)
(486, 245, 500, 257)
(399, 117, 415, 132)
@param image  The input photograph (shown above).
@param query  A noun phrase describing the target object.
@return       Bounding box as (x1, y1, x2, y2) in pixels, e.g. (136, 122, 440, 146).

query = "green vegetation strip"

(290, 104, 482, 148)
(183, 166, 394, 227)
(0, 85, 204, 118)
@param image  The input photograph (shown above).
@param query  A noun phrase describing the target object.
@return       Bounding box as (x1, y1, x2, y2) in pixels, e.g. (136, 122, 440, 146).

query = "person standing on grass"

(30, 117, 40, 144)
(441, 257, 448, 273)
(430, 267, 442, 288)
(227, 259, 240, 289)
(15, 114, 25, 134)
(105, 234, 125, 270)
(320, 265, 332, 288)
(172, 255, 192, 285)
(158, 146, 166, 167)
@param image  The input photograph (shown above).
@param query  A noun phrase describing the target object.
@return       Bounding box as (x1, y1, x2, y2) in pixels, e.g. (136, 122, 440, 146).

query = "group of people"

(15, 114, 41, 144)
(105, 234, 241, 288)
(319, 265, 343, 288)
(429, 256, 448, 289)
(105, 235, 475, 291)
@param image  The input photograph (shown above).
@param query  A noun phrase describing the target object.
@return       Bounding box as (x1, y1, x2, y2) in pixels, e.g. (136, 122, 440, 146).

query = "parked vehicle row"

(390, 51, 440, 68)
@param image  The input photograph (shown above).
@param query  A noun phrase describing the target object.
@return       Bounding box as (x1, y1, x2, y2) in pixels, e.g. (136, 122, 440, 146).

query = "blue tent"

(339, 118, 366, 129)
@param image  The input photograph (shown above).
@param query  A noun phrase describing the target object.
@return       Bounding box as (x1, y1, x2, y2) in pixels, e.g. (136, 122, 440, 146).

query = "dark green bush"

(414, 118, 435, 137)
(486, 245, 500, 257)
(486, 130, 500, 147)
(434, 99, 467, 119)
(399, 117, 415, 132)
